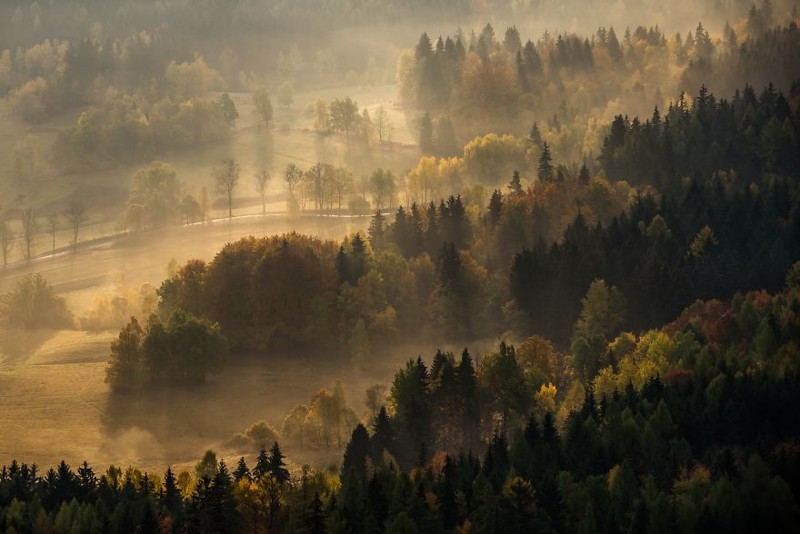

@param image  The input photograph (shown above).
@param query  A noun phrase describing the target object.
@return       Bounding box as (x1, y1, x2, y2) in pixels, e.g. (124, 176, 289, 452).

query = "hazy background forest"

(0, 0, 799, 532)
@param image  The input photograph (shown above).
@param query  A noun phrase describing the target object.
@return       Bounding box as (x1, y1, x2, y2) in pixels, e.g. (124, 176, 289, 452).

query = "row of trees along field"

(5, 276, 800, 532)
(399, 3, 798, 163)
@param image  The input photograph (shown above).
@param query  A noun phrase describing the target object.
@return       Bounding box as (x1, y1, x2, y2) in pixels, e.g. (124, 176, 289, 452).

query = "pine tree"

(509, 170, 523, 195)
(342, 424, 371, 482)
(161, 467, 183, 520)
(371, 407, 395, 464)
(233, 457, 250, 482)
(267, 442, 290, 485)
(579, 162, 590, 183)
(253, 448, 269, 481)
(77, 461, 97, 502)
(488, 190, 503, 228)
(368, 210, 386, 251)
(528, 122, 543, 147)
(537, 142, 554, 183)
(306, 492, 327, 534)
(209, 460, 239, 533)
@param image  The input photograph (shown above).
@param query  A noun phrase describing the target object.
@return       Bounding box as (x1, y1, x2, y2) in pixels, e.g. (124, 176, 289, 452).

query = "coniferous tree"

(267, 442, 290, 485)
(537, 142, 554, 183)
(252, 448, 269, 481)
(233, 458, 250, 482)
(342, 424, 371, 482)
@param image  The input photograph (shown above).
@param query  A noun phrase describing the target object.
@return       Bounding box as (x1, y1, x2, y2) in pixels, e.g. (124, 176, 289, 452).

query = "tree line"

(4, 277, 800, 531)
(400, 5, 797, 165)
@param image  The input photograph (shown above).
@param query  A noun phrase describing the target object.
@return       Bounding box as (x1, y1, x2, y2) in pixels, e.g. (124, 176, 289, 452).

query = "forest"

(1, 0, 800, 532)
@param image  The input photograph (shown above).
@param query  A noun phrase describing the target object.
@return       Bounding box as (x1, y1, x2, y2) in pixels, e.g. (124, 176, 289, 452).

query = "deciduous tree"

(214, 159, 240, 219)
(21, 207, 37, 262)
(252, 87, 273, 126)
(63, 200, 87, 252)
(254, 170, 270, 215)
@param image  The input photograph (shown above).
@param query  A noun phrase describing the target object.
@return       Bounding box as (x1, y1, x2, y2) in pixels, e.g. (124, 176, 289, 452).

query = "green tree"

(105, 317, 144, 391)
(329, 97, 360, 137)
(252, 87, 273, 126)
(149, 310, 228, 385)
(342, 424, 370, 482)
(215, 92, 239, 126)
(571, 279, 626, 382)
(574, 278, 627, 340)
(267, 442, 290, 485)
(537, 142, 554, 183)
(128, 161, 181, 228)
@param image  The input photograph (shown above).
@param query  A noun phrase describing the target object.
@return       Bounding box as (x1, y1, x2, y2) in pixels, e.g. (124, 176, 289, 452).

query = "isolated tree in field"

(0, 219, 11, 267)
(373, 105, 393, 143)
(21, 207, 37, 262)
(63, 200, 87, 253)
(46, 213, 59, 255)
(284, 163, 303, 197)
(369, 169, 395, 210)
(252, 87, 273, 126)
(538, 142, 554, 183)
(254, 170, 270, 215)
(329, 97, 359, 137)
(128, 161, 181, 228)
(214, 159, 240, 219)
(1, 273, 72, 329)
(215, 93, 239, 126)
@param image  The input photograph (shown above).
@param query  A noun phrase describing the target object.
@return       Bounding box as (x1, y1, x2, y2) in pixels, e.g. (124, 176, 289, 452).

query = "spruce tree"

(233, 457, 250, 482)
(267, 442, 290, 485)
(538, 142, 554, 183)
(253, 448, 269, 481)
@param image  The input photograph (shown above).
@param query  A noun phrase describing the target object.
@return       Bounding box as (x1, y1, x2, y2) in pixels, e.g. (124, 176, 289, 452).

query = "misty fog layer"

(0, 1, 799, 532)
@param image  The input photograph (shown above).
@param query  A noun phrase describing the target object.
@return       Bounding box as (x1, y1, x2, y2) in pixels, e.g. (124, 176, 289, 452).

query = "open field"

(0, 324, 470, 474)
